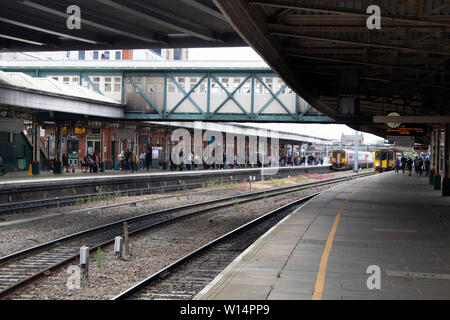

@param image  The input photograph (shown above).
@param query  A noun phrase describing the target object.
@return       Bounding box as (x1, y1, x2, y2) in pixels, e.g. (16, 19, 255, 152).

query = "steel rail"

(112, 192, 320, 300)
(0, 172, 372, 298)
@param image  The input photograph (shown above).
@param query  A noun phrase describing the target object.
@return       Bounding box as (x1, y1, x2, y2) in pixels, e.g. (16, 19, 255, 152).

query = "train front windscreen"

(375, 151, 387, 161)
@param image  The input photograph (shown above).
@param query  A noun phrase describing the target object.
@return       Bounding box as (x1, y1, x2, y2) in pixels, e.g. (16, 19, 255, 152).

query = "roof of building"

(0, 70, 120, 105)
(0, 60, 271, 71)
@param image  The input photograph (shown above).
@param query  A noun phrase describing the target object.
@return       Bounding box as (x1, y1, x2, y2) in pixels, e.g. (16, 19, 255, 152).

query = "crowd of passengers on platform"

(394, 154, 431, 177)
(113, 149, 324, 172)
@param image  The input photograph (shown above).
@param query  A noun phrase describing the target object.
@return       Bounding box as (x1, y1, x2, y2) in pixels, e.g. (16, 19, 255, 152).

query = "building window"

(114, 77, 122, 92)
(221, 77, 229, 92)
(104, 77, 112, 92)
(177, 77, 185, 91)
(93, 51, 99, 60)
(173, 48, 182, 60)
(92, 77, 100, 91)
(115, 51, 121, 60)
(189, 77, 198, 92)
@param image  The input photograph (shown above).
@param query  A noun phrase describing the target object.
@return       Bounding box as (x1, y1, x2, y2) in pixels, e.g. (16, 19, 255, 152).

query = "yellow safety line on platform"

(312, 183, 366, 300)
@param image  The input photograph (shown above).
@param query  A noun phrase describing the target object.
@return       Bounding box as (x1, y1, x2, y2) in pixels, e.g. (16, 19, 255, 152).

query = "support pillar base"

(442, 178, 450, 196)
(31, 161, 40, 175)
(434, 174, 441, 190)
(429, 170, 435, 185)
(53, 161, 62, 174)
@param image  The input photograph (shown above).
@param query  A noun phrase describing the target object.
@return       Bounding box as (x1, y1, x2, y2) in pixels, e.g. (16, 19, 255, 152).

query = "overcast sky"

(189, 47, 383, 144)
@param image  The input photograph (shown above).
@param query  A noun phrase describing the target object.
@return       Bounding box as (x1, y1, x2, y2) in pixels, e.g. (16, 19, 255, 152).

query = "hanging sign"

(0, 118, 23, 133)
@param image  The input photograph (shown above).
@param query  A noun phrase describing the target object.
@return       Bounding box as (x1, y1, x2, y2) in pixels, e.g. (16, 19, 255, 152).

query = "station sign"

(414, 144, 429, 151)
(63, 127, 86, 135)
(0, 118, 23, 133)
(385, 125, 426, 137)
(386, 135, 414, 147)
(67, 134, 79, 141)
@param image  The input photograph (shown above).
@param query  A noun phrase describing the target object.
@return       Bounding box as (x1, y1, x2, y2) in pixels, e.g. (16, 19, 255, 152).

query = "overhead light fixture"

(0, 33, 45, 46)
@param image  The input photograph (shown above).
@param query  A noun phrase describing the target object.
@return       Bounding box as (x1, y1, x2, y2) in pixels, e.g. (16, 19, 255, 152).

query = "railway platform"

(195, 171, 450, 300)
(0, 165, 332, 203)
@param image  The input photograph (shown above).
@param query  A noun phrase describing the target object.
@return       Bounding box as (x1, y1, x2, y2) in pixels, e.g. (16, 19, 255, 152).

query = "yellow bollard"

(28, 163, 32, 176)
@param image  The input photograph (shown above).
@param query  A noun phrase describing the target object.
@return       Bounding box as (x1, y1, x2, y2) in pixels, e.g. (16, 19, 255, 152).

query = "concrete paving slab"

(196, 172, 450, 300)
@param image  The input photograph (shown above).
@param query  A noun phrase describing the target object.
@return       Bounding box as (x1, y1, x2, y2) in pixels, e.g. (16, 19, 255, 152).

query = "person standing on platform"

(417, 156, 424, 176)
(425, 156, 431, 176)
(394, 157, 400, 173)
(130, 149, 136, 173)
(401, 155, 407, 174)
(62, 153, 69, 173)
(0, 156, 6, 176)
(406, 157, 413, 176)
(179, 149, 184, 171)
(187, 151, 193, 170)
(124, 149, 131, 171)
(145, 148, 151, 171)
(140, 151, 146, 170)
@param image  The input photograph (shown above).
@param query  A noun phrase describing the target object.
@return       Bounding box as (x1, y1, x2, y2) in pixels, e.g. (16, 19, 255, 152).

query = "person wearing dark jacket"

(406, 157, 413, 176)
(145, 149, 151, 171)
(425, 157, 431, 176)
(0, 156, 6, 176)
(401, 156, 407, 174)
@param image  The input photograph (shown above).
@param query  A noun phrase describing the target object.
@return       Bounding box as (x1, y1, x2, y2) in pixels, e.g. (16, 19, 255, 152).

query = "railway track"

(0, 168, 357, 215)
(0, 172, 372, 299)
(112, 193, 318, 300)
(0, 179, 242, 215)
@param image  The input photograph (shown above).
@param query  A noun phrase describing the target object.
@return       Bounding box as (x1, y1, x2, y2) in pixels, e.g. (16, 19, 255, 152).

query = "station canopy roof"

(0, 70, 120, 104)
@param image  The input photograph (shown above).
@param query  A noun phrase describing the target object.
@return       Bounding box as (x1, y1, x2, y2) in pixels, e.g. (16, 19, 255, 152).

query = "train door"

(388, 150, 394, 170)
(337, 152, 342, 168)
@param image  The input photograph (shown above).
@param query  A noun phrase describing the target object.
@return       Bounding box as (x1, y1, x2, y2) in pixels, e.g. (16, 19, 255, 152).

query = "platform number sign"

(385, 112, 401, 129)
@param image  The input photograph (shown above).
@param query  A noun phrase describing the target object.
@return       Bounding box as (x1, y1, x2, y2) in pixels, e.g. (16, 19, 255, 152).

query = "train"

(374, 148, 397, 172)
(329, 149, 374, 170)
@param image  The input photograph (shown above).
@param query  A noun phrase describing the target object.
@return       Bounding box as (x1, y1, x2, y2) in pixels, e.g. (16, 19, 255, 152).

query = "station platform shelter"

(195, 171, 450, 300)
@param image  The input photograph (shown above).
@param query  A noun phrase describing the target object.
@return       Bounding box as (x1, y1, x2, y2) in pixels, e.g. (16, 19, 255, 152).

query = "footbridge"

(0, 60, 334, 123)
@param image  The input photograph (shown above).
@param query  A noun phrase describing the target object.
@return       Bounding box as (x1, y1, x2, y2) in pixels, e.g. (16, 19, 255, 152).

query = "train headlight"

(375, 163, 380, 167)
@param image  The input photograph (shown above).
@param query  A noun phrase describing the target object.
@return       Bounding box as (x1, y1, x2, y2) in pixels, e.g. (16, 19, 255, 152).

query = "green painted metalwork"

(168, 75, 207, 116)
(2, 65, 335, 123)
(125, 75, 162, 115)
(251, 74, 255, 119)
(163, 72, 168, 118)
(82, 74, 103, 96)
(207, 74, 211, 119)
(254, 75, 294, 119)
(124, 112, 334, 122)
(256, 84, 287, 117)
(210, 74, 251, 117)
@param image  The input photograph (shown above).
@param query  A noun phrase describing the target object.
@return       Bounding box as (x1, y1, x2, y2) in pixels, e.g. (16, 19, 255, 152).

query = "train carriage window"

(388, 151, 394, 160)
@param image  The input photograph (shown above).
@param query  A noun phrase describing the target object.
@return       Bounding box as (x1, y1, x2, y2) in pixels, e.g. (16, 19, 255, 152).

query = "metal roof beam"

(284, 48, 450, 75)
(178, 0, 228, 21)
(18, 0, 168, 45)
(0, 5, 102, 45)
(93, 0, 224, 42)
(250, 0, 450, 28)
(268, 24, 450, 56)
(213, 0, 337, 118)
